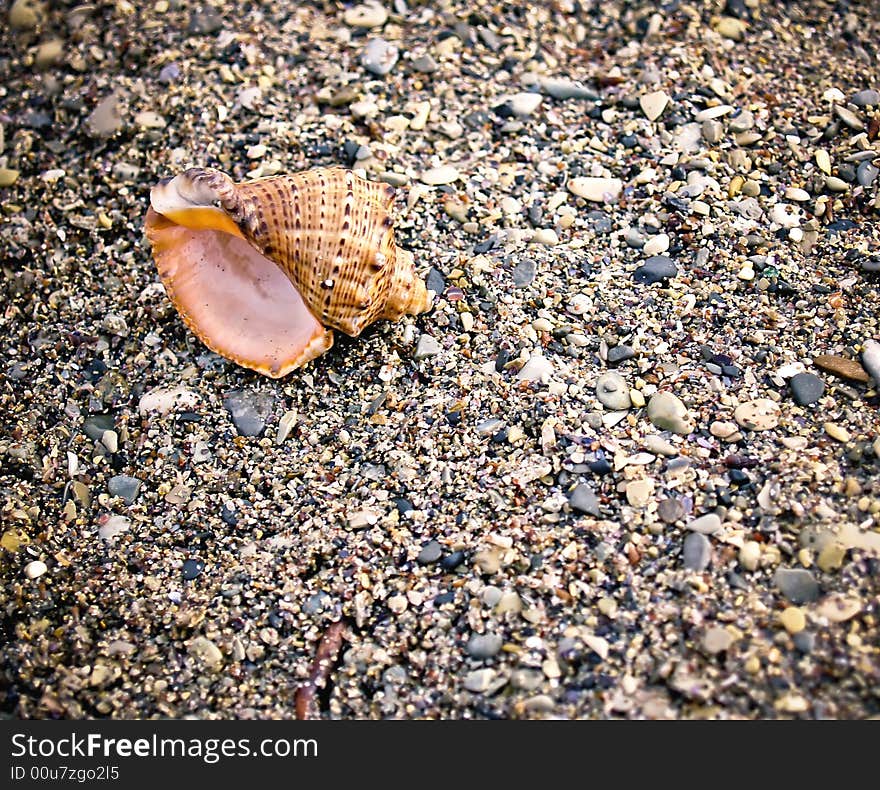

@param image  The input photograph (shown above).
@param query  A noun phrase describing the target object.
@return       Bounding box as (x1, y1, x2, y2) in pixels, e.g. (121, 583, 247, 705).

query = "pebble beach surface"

(1, 0, 879, 719)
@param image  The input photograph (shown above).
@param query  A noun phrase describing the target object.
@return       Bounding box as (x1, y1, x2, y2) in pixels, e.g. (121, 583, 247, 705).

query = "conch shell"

(144, 166, 431, 377)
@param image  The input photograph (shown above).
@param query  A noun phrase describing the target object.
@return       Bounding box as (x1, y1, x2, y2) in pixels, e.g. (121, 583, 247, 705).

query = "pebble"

(687, 513, 722, 535)
(9, 0, 45, 30)
(647, 391, 692, 434)
(715, 16, 746, 40)
(789, 372, 825, 405)
(606, 345, 635, 364)
(362, 38, 398, 76)
(0, 168, 19, 187)
(568, 484, 600, 516)
(508, 92, 542, 117)
(815, 149, 832, 175)
(639, 90, 669, 121)
(739, 541, 761, 571)
(416, 540, 442, 564)
(531, 228, 559, 246)
(97, 515, 130, 541)
(851, 89, 880, 107)
(626, 478, 654, 508)
(595, 371, 631, 410)
(537, 76, 596, 100)
(516, 355, 554, 383)
(642, 233, 670, 256)
(734, 399, 780, 431)
(187, 637, 223, 669)
(824, 422, 849, 442)
(824, 176, 849, 192)
(466, 633, 503, 659)
(108, 475, 141, 504)
(182, 559, 204, 580)
(463, 668, 498, 693)
(702, 119, 724, 143)
(567, 177, 622, 202)
(857, 161, 879, 187)
(861, 340, 880, 382)
(702, 626, 734, 654)
(24, 560, 47, 580)
(86, 92, 124, 137)
(421, 165, 460, 185)
(811, 355, 869, 383)
(138, 385, 198, 415)
(779, 607, 806, 634)
(511, 259, 536, 287)
(223, 390, 274, 437)
(413, 334, 441, 359)
(834, 104, 864, 130)
(773, 568, 820, 604)
(658, 498, 684, 523)
(35, 38, 63, 69)
(344, 3, 387, 28)
(815, 594, 862, 623)
(634, 256, 678, 285)
(683, 533, 711, 571)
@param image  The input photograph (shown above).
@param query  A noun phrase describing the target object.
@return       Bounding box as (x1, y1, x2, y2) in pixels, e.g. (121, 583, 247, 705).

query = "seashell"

(144, 166, 431, 377)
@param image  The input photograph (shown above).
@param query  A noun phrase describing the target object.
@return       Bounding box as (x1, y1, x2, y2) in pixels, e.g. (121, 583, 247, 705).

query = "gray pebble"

(789, 372, 825, 405)
(568, 484, 600, 516)
(412, 54, 438, 73)
(84, 413, 115, 441)
(511, 258, 537, 287)
(687, 513, 722, 534)
(595, 371, 631, 410)
(682, 532, 711, 570)
(509, 668, 544, 691)
(426, 267, 445, 294)
(538, 76, 598, 100)
(647, 391, 692, 434)
(856, 160, 878, 187)
(108, 475, 141, 504)
(851, 89, 880, 107)
(223, 390, 274, 437)
(658, 497, 685, 523)
(463, 668, 499, 693)
(606, 345, 635, 364)
(466, 633, 503, 659)
(414, 334, 442, 360)
(417, 540, 442, 564)
(634, 256, 678, 284)
(862, 339, 880, 382)
(302, 592, 331, 616)
(773, 567, 820, 604)
(362, 38, 398, 76)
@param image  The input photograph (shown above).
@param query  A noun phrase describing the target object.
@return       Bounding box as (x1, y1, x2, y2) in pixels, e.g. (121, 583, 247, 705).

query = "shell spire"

(144, 166, 432, 377)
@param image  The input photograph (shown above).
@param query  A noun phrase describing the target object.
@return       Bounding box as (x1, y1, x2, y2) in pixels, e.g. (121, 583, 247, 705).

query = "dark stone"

(587, 212, 613, 234)
(682, 532, 711, 570)
(773, 568, 820, 604)
(83, 413, 115, 441)
(511, 258, 537, 287)
(220, 502, 238, 526)
(633, 256, 678, 284)
(793, 631, 816, 654)
(494, 348, 510, 373)
(606, 345, 635, 364)
(789, 372, 825, 405)
(568, 484, 600, 516)
(861, 257, 880, 273)
(588, 456, 612, 475)
(426, 267, 446, 294)
(417, 540, 443, 564)
(188, 11, 223, 34)
(182, 558, 204, 580)
(395, 498, 414, 515)
(441, 551, 465, 570)
(857, 160, 878, 187)
(223, 390, 274, 436)
(434, 591, 455, 606)
(837, 163, 857, 183)
(826, 219, 857, 233)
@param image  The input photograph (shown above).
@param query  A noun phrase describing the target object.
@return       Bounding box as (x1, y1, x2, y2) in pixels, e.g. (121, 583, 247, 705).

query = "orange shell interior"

(145, 207, 333, 378)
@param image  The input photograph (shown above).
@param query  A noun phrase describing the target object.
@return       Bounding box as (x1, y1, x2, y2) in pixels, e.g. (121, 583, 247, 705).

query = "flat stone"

(25, 560, 47, 580)
(413, 334, 441, 360)
(658, 498, 685, 523)
(567, 176, 622, 202)
(463, 668, 499, 693)
(773, 568, 820, 604)
(138, 385, 199, 415)
(687, 513, 722, 534)
(643, 233, 670, 256)
(508, 92, 542, 117)
(516, 355, 554, 383)
(595, 371, 631, 410)
(344, 3, 387, 27)
(851, 89, 880, 107)
(511, 258, 536, 287)
(86, 92, 124, 137)
(702, 626, 733, 654)
(811, 354, 869, 383)
(108, 475, 141, 505)
(187, 637, 223, 669)
(466, 633, 503, 659)
(834, 104, 864, 130)
(815, 594, 862, 623)
(416, 540, 442, 564)
(862, 340, 880, 383)
(606, 345, 635, 364)
(789, 372, 825, 405)
(734, 399, 780, 431)
(223, 390, 274, 437)
(97, 515, 130, 541)
(647, 391, 692, 434)
(683, 532, 711, 570)
(421, 165, 461, 185)
(538, 76, 597, 100)
(626, 478, 654, 508)
(568, 484, 600, 516)
(362, 38, 398, 75)
(634, 256, 678, 285)
(857, 161, 879, 187)
(639, 90, 669, 121)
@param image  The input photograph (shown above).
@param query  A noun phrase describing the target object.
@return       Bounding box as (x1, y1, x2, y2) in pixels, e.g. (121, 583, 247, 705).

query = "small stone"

(815, 149, 832, 175)
(421, 165, 460, 185)
(639, 90, 669, 121)
(344, 3, 388, 28)
(9, 0, 46, 30)
(687, 513, 722, 535)
(789, 372, 825, 405)
(851, 89, 880, 107)
(817, 542, 846, 572)
(634, 256, 678, 285)
(815, 594, 861, 623)
(538, 76, 596, 100)
(824, 176, 849, 192)
(473, 550, 501, 575)
(834, 104, 864, 130)
(223, 390, 274, 437)
(182, 558, 204, 580)
(138, 385, 198, 416)
(531, 228, 558, 246)
(702, 119, 724, 143)
(702, 626, 733, 654)
(24, 560, 47, 580)
(784, 187, 810, 202)
(187, 637, 223, 669)
(463, 668, 499, 693)
(97, 515, 130, 541)
(508, 92, 542, 117)
(134, 110, 166, 129)
(413, 334, 441, 360)
(362, 38, 398, 76)
(34, 38, 63, 69)
(734, 399, 780, 431)
(714, 16, 746, 40)
(86, 92, 124, 138)
(567, 176, 622, 202)
(108, 475, 141, 504)
(625, 478, 654, 508)
(658, 498, 685, 523)
(824, 422, 849, 442)
(412, 54, 438, 73)
(606, 345, 635, 364)
(811, 355, 869, 383)
(511, 258, 536, 287)
(466, 633, 503, 659)
(779, 607, 806, 634)
(773, 568, 819, 604)
(0, 168, 20, 187)
(569, 484, 600, 516)
(516, 355, 554, 383)
(416, 540, 442, 564)
(857, 161, 879, 187)
(739, 541, 761, 571)
(595, 371, 631, 410)
(642, 233, 670, 256)
(683, 532, 711, 571)
(862, 340, 880, 383)
(647, 391, 692, 434)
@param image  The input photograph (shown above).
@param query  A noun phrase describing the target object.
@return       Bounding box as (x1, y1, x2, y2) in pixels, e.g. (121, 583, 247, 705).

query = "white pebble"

(25, 560, 47, 580)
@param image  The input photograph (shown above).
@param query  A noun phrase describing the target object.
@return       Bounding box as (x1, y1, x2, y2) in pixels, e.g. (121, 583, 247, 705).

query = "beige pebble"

(739, 541, 761, 571)
(824, 422, 849, 442)
(779, 606, 806, 634)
